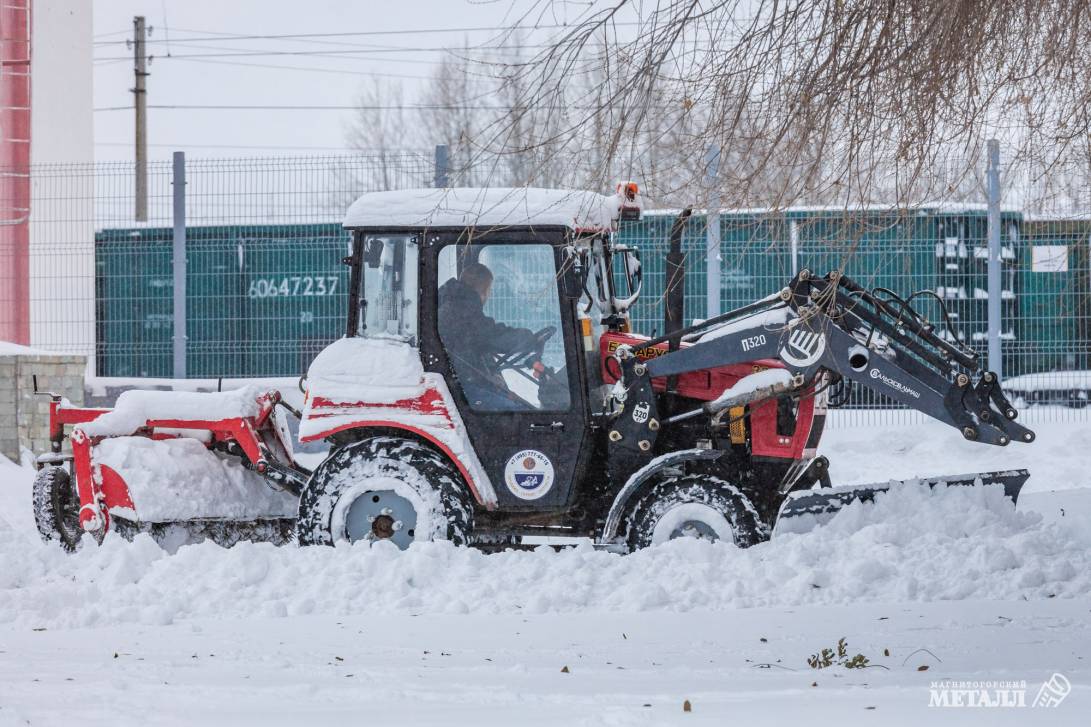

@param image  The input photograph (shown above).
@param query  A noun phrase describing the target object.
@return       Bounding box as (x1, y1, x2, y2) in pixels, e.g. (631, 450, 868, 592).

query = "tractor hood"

(304, 337, 427, 406)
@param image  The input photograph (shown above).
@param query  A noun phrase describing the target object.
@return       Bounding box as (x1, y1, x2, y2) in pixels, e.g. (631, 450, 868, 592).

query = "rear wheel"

(32, 465, 85, 552)
(296, 437, 473, 547)
(622, 474, 768, 552)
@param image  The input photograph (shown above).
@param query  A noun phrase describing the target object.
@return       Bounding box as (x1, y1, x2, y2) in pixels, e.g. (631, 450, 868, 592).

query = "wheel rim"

(670, 519, 720, 540)
(342, 489, 418, 548)
(650, 502, 735, 546)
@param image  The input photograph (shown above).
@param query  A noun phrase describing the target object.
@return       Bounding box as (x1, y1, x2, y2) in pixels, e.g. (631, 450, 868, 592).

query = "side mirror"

(617, 246, 642, 301)
(625, 248, 642, 295)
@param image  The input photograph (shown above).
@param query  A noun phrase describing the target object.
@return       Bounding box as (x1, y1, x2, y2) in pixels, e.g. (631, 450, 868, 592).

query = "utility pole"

(133, 16, 149, 221)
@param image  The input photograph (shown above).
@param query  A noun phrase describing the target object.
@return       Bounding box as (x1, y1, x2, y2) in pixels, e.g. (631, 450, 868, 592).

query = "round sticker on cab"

(503, 449, 555, 500)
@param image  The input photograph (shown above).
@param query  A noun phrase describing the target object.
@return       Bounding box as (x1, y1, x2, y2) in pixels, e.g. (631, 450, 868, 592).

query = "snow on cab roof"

(343, 187, 620, 231)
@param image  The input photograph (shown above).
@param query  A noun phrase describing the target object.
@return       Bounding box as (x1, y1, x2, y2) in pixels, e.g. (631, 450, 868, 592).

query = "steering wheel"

(492, 326, 556, 371)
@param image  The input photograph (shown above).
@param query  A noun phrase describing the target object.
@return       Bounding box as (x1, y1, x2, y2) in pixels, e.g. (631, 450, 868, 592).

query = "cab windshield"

(356, 234, 419, 344)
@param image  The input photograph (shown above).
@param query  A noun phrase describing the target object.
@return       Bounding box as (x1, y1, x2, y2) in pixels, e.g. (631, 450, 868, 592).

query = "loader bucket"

(777, 469, 1030, 526)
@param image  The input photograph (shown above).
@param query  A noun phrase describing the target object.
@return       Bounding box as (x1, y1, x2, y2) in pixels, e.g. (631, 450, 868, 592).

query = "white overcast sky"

(92, 0, 610, 162)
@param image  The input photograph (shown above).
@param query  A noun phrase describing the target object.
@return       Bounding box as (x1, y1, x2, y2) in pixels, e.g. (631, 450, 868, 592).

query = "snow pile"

(694, 300, 791, 342)
(709, 368, 793, 407)
(81, 385, 266, 437)
(0, 340, 63, 356)
(1, 482, 1088, 629)
(94, 437, 297, 522)
(1003, 369, 1091, 393)
(304, 337, 425, 405)
(820, 416, 1083, 495)
(86, 376, 307, 411)
(343, 187, 619, 230)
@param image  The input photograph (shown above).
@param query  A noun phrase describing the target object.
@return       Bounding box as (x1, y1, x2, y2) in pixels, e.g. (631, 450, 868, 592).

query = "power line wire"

(91, 22, 634, 46)
(95, 37, 481, 69)
(93, 28, 132, 39)
(147, 24, 588, 61)
(123, 35, 463, 57)
(95, 104, 528, 111)
(95, 141, 362, 151)
(92, 41, 568, 63)
(92, 102, 657, 112)
(167, 57, 442, 80)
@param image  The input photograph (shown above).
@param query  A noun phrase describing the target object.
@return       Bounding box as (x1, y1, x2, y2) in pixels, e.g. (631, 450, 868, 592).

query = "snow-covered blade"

(778, 469, 1030, 526)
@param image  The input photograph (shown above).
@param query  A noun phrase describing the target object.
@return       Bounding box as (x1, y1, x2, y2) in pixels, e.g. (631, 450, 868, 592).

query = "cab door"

(422, 231, 590, 511)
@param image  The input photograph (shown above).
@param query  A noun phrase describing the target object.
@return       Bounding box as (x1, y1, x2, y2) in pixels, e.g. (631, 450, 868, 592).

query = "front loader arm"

(606, 270, 1034, 469)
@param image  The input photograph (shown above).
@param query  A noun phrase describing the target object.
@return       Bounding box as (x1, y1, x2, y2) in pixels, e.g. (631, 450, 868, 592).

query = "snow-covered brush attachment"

(32, 386, 303, 551)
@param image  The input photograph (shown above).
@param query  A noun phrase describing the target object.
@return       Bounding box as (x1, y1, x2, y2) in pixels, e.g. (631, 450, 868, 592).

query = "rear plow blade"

(777, 469, 1030, 528)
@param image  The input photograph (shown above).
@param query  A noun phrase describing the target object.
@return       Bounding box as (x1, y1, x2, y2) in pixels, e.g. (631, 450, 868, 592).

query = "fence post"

(986, 139, 1002, 377)
(705, 144, 721, 319)
(434, 144, 449, 188)
(789, 219, 799, 275)
(172, 151, 187, 379)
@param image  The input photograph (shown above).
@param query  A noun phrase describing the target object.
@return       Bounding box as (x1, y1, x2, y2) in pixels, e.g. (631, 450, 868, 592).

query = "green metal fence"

(96, 224, 350, 378)
(96, 206, 1034, 381)
(71, 152, 432, 379)
(619, 207, 1024, 349)
(1013, 218, 1091, 406)
(28, 151, 1091, 423)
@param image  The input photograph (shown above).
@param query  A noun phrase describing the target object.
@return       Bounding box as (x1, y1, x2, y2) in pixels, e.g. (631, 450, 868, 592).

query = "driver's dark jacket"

(437, 278, 535, 383)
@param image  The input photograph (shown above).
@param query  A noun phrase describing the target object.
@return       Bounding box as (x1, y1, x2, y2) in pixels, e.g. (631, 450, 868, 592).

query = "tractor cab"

(301, 186, 645, 514)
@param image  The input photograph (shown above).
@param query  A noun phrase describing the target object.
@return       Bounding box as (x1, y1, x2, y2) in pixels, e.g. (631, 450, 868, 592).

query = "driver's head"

(459, 262, 493, 304)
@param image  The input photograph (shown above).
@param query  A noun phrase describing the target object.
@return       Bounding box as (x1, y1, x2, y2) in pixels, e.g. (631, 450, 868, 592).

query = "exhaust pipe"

(662, 207, 692, 417)
(664, 207, 692, 355)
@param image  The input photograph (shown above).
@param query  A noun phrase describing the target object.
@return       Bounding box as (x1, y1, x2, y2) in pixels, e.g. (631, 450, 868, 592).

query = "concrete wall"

(28, 0, 96, 365)
(0, 348, 86, 462)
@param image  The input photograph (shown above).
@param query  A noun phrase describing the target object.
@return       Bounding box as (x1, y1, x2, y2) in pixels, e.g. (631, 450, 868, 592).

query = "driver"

(438, 262, 540, 409)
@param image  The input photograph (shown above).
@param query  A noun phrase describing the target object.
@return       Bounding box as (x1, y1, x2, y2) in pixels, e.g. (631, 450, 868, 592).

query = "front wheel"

(622, 474, 768, 552)
(296, 437, 473, 548)
(32, 465, 86, 552)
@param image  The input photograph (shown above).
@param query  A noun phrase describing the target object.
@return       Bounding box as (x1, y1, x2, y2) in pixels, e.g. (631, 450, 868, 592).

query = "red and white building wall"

(0, 0, 32, 344)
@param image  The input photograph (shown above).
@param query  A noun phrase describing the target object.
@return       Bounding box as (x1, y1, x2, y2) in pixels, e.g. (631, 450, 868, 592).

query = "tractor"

(32, 185, 1033, 552)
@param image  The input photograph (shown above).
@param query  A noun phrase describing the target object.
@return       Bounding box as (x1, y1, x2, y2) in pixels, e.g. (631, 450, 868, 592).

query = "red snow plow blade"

(33, 387, 306, 550)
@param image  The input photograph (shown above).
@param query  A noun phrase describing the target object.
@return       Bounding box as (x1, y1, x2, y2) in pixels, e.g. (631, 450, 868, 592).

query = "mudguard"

(597, 448, 726, 544)
(299, 338, 498, 509)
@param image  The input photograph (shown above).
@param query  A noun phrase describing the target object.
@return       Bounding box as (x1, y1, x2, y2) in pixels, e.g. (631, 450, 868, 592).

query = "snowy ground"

(2, 416, 1090, 725)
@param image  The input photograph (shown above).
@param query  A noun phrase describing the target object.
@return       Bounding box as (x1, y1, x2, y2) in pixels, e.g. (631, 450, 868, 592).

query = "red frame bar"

(301, 418, 491, 509)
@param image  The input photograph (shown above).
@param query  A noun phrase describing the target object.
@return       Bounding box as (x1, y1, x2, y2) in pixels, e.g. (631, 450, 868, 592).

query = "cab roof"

(342, 187, 621, 232)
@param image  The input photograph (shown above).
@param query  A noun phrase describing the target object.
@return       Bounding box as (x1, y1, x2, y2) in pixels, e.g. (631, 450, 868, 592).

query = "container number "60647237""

(247, 276, 339, 299)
